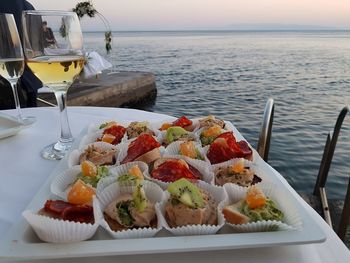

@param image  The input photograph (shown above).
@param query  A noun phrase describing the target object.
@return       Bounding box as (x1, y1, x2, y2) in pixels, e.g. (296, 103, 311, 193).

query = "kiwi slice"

(167, 178, 204, 209)
(132, 184, 148, 212)
(165, 126, 188, 144)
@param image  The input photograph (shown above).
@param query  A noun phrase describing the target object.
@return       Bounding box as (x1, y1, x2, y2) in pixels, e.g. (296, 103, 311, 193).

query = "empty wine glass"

(22, 10, 85, 160)
(0, 13, 36, 125)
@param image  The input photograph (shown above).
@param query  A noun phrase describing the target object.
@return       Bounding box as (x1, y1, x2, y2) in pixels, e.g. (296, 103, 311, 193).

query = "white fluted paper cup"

(96, 180, 164, 239)
(50, 165, 82, 199)
(96, 161, 149, 193)
(22, 199, 99, 243)
(147, 155, 214, 189)
(159, 181, 226, 236)
(211, 158, 268, 187)
(68, 142, 119, 168)
(222, 183, 302, 232)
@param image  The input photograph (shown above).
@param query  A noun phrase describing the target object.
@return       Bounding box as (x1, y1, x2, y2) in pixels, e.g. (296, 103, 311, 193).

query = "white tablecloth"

(0, 107, 349, 263)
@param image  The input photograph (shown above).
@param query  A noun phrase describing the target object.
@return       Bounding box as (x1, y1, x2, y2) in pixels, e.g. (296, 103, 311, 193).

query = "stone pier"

(37, 71, 157, 107)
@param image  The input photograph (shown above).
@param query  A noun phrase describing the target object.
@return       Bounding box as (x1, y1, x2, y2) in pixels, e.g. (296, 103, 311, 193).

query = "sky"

(29, 0, 350, 31)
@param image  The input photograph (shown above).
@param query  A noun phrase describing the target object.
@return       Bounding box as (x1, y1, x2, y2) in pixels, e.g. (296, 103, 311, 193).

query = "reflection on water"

(84, 30, 350, 199)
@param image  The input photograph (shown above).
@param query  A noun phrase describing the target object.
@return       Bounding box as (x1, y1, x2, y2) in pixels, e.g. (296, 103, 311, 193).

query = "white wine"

(0, 58, 24, 82)
(27, 56, 85, 92)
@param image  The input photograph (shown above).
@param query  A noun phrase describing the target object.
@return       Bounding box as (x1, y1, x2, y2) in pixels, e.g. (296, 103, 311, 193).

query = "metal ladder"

(313, 106, 350, 241)
(257, 98, 274, 162)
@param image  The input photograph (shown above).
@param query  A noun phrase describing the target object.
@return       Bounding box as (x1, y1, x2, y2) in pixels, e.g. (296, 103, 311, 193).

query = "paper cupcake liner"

(50, 165, 82, 199)
(147, 155, 214, 189)
(96, 161, 150, 193)
(68, 142, 119, 168)
(96, 180, 164, 239)
(159, 181, 226, 236)
(211, 158, 269, 187)
(116, 137, 165, 165)
(164, 140, 210, 163)
(222, 183, 302, 232)
(22, 199, 99, 243)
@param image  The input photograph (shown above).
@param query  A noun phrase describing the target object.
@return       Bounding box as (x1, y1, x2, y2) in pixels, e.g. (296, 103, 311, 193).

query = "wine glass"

(0, 13, 36, 125)
(22, 10, 85, 160)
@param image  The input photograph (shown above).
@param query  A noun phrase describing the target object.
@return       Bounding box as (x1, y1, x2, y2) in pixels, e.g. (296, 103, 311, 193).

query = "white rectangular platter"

(0, 121, 326, 260)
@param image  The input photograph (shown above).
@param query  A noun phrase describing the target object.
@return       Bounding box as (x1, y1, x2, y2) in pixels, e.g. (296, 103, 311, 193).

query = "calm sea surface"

(83, 31, 350, 199)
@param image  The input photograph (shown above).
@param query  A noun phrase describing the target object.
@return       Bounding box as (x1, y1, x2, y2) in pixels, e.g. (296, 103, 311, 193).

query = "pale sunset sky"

(29, 0, 350, 30)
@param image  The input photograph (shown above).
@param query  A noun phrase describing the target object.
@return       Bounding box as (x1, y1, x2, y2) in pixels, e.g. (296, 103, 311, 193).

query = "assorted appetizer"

(159, 116, 194, 131)
(38, 200, 94, 224)
(199, 124, 223, 146)
(27, 115, 295, 243)
(126, 121, 155, 139)
(117, 165, 144, 184)
(104, 183, 157, 231)
(121, 134, 161, 164)
(66, 161, 108, 206)
(214, 159, 261, 187)
(207, 132, 252, 164)
(164, 179, 217, 227)
(198, 115, 225, 129)
(222, 186, 284, 225)
(76, 161, 109, 188)
(178, 141, 204, 160)
(163, 126, 195, 146)
(151, 158, 201, 183)
(97, 122, 126, 145)
(80, 144, 117, 166)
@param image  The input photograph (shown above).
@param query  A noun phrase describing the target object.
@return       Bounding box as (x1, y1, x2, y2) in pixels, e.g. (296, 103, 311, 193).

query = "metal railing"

(257, 98, 274, 162)
(313, 106, 350, 241)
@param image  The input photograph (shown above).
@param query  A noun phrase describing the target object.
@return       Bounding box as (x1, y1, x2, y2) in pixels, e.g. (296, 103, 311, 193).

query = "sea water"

(83, 30, 350, 199)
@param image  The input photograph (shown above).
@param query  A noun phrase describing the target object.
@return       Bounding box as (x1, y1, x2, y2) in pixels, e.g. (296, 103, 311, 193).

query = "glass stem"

(54, 91, 73, 144)
(9, 80, 23, 122)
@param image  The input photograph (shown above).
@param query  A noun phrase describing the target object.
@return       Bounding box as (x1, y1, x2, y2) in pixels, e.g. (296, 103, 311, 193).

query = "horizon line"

(82, 28, 350, 33)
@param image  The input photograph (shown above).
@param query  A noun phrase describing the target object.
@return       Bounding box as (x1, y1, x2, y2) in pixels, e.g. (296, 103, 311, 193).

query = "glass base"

(41, 139, 74, 160)
(19, 116, 36, 126)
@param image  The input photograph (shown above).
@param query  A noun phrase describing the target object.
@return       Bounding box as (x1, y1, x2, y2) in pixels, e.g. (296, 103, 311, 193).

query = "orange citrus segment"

(128, 165, 144, 179)
(231, 159, 245, 174)
(202, 124, 221, 137)
(101, 133, 116, 144)
(67, 179, 96, 206)
(179, 141, 197, 159)
(245, 186, 266, 209)
(159, 123, 172, 131)
(81, 160, 97, 177)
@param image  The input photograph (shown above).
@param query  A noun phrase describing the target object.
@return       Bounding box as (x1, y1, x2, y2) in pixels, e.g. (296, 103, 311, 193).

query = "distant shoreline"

(83, 29, 350, 33)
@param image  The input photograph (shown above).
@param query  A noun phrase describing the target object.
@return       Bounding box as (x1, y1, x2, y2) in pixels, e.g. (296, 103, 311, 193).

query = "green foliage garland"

(72, 1, 112, 53)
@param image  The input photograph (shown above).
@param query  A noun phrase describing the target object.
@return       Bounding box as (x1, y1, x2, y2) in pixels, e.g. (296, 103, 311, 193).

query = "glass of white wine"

(22, 10, 85, 160)
(0, 13, 36, 125)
